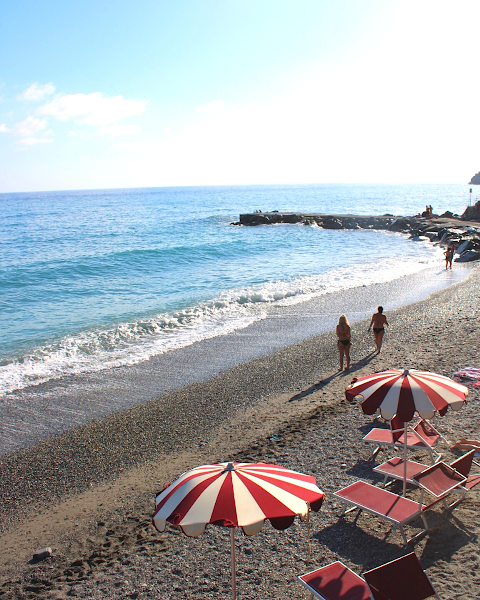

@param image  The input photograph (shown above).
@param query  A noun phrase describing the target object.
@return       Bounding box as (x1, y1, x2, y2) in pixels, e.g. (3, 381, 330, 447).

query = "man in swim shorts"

(368, 306, 388, 353)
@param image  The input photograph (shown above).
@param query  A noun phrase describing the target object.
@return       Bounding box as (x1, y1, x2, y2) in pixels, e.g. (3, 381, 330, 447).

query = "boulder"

(342, 218, 360, 229)
(389, 218, 411, 232)
(409, 235, 431, 242)
(322, 217, 343, 229)
(455, 250, 480, 262)
(461, 204, 480, 222)
(455, 240, 474, 255)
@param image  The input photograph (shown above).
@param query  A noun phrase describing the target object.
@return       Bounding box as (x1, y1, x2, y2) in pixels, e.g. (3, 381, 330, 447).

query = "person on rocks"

(368, 306, 388, 353)
(444, 245, 454, 270)
(336, 314, 351, 371)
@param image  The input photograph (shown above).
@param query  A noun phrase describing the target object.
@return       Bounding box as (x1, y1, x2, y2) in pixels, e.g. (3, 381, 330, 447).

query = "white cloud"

(95, 124, 142, 137)
(38, 92, 149, 126)
(0, 124, 9, 133)
(195, 99, 224, 114)
(20, 82, 56, 101)
(12, 116, 48, 137)
(17, 137, 53, 146)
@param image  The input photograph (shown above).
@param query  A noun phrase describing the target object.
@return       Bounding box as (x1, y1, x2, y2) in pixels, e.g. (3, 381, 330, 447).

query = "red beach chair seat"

(374, 456, 429, 488)
(298, 553, 441, 600)
(333, 480, 427, 545)
(363, 552, 441, 600)
(412, 453, 478, 509)
(298, 561, 371, 600)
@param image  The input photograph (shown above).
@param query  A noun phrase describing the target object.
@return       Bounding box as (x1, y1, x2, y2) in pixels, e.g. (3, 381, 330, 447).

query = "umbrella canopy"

(345, 369, 468, 421)
(152, 461, 324, 599)
(153, 461, 324, 536)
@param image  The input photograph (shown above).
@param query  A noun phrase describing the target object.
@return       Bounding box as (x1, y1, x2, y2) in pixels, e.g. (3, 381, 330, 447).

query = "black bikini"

(373, 327, 384, 334)
(339, 339, 350, 346)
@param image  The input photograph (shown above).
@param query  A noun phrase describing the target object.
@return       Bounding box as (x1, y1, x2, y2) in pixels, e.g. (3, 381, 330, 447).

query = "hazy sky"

(1, 0, 479, 192)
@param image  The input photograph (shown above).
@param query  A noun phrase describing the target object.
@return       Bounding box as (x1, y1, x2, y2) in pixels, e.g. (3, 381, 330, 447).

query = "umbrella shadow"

(344, 459, 383, 482)
(312, 516, 418, 569)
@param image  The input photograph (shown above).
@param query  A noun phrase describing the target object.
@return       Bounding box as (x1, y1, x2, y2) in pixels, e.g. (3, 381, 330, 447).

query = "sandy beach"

(1, 266, 479, 600)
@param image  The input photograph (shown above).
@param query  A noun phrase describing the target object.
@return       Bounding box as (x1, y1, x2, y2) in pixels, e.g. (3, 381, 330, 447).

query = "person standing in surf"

(368, 306, 388, 353)
(444, 245, 454, 270)
(336, 314, 351, 371)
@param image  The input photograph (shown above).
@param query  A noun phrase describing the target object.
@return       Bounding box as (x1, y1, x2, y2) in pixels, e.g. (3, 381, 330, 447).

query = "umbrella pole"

(230, 528, 236, 600)
(403, 422, 408, 497)
(306, 506, 311, 564)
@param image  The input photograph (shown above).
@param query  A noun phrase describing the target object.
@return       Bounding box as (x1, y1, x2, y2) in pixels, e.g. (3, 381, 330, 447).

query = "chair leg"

(446, 488, 467, 510)
(344, 505, 361, 515)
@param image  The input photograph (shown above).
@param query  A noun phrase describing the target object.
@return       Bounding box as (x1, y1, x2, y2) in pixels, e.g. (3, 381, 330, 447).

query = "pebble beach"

(1, 266, 479, 600)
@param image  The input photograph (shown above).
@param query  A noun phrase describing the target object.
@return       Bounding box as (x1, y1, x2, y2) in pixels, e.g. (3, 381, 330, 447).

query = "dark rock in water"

(456, 240, 474, 254)
(440, 211, 454, 218)
(455, 250, 480, 262)
(389, 218, 411, 232)
(340, 217, 360, 230)
(409, 235, 431, 242)
(322, 217, 343, 229)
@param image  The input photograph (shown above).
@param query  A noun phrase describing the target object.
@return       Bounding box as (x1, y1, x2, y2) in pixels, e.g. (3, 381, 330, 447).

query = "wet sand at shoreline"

(0, 266, 479, 599)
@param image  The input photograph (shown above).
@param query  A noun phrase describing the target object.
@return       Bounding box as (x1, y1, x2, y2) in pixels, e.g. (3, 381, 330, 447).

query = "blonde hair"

(338, 314, 349, 326)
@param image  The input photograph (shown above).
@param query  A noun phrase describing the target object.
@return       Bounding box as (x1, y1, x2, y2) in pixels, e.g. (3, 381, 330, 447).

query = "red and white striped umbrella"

(153, 461, 324, 599)
(345, 369, 468, 421)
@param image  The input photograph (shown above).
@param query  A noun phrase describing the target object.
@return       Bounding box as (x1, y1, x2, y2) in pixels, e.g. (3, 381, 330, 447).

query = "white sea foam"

(0, 242, 444, 396)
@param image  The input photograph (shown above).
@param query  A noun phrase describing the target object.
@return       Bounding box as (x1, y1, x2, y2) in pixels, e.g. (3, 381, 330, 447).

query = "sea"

(0, 183, 473, 452)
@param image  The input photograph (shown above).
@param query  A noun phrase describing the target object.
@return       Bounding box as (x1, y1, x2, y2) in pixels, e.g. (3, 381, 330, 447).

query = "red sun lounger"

(412, 460, 468, 510)
(363, 552, 441, 600)
(298, 553, 441, 600)
(333, 480, 427, 545)
(363, 418, 442, 462)
(298, 561, 371, 600)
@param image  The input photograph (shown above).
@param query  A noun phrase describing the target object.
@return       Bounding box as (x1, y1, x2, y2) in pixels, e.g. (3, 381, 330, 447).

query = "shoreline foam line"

(0, 264, 473, 455)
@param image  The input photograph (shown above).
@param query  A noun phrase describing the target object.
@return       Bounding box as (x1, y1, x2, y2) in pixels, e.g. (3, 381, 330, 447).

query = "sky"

(1, 0, 479, 193)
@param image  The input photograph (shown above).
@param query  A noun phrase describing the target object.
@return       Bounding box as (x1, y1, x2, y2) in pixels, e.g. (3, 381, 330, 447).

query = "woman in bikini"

(368, 306, 388, 353)
(444, 245, 454, 270)
(336, 314, 351, 371)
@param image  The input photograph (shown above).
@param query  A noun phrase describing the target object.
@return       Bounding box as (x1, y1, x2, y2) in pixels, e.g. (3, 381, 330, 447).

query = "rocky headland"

(235, 205, 480, 263)
(468, 171, 480, 185)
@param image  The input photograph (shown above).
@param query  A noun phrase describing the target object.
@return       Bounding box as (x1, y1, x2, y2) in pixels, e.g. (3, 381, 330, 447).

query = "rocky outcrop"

(234, 211, 480, 263)
(469, 172, 480, 185)
(238, 213, 398, 230)
(461, 203, 480, 222)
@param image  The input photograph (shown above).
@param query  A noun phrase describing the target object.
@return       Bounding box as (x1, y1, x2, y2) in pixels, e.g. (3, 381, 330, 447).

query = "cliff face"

(469, 171, 480, 184)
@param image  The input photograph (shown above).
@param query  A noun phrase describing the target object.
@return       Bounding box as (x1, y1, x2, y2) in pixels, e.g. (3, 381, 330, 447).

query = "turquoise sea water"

(0, 183, 471, 397)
